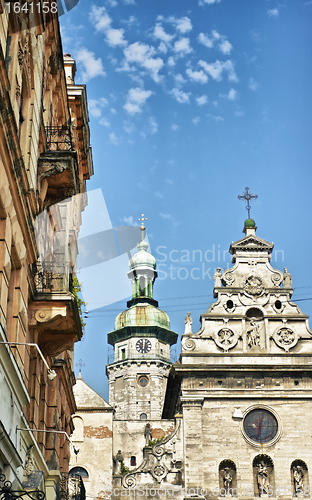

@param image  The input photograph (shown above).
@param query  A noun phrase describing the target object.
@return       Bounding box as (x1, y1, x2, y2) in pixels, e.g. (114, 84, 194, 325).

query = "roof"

(73, 373, 113, 411)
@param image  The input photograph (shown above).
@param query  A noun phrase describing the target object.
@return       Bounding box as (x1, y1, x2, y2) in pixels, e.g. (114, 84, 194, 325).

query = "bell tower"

(106, 216, 178, 420)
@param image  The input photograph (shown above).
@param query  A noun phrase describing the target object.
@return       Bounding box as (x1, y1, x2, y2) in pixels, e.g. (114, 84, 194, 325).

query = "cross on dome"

(238, 187, 258, 219)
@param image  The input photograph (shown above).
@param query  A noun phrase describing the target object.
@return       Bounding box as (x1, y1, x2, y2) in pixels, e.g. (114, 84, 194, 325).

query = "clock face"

(136, 339, 152, 353)
(243, 409, 278, 444)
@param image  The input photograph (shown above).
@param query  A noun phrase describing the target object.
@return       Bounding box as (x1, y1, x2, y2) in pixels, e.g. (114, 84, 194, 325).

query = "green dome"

(244, 218, 256, 227)
(115, 303, 170, 330)
(129, 240, 156, 271)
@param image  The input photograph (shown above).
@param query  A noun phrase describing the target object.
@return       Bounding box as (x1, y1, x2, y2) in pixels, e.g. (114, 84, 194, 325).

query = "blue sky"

(60, 0, 312, 400)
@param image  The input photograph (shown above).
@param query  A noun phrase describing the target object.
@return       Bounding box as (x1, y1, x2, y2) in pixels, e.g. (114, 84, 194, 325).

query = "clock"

(136, 339, 152, 353)
(243, 408, 278, 444)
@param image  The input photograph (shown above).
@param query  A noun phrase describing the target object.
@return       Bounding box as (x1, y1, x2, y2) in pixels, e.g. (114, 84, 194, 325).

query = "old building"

(70, 217, 312, 500)
(0, 3, 93, 500)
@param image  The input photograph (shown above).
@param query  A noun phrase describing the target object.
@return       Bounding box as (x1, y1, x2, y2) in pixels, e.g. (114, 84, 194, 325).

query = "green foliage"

(120, 462, 130, 475)
(148, 437, 164, 447)
(71, 276, 86, 333)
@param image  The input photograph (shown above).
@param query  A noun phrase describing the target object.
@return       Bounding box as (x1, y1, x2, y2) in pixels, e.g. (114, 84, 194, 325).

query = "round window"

(138, 376, 149, 388)
(243, 408, 278, 444)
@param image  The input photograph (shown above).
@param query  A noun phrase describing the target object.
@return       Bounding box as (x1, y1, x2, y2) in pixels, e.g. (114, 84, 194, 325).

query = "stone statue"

(283, 267, 292, 288)
(144, 423, 153, 446)
(184, 312, 192, 334)
(293, 466, 304, 495)
(257, 461, 269, 496)
(24, 444, 36, 475)
(213, 267, 222, 288)
(223, 468, 232, 495)
(115, 450, 124, 474)
(247, 321, 260, 348)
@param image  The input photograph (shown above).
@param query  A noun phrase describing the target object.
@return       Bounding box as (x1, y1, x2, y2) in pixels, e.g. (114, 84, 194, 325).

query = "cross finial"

(238, 187, 258, 219)
(75, 359, 85, 374)
(138, 214, 147, 239)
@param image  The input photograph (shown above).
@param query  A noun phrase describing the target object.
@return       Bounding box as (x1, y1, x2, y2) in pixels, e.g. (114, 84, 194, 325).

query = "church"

(69, 214, 312, 500)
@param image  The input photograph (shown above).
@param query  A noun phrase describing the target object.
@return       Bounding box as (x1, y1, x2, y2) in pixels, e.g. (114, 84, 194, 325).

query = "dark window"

(138, 376, 149, 387)
(69, 467, 89, 478)
(131, 456, 136, 466)
(121, 348, 126, 360)
(140, 413, 147, 420)
(244, 409, 278, 444)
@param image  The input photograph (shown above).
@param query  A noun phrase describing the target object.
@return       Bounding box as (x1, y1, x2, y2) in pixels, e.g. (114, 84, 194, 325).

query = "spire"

(238, 187, 258, 235)
(127, 214, 158, 307)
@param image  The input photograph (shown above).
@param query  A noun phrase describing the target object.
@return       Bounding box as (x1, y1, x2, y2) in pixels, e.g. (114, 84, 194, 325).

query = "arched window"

(131, 456, 136, 467)
(253, 455, 274, 497)
(219, 460, 237, 496)
(291, 460, 309, 497)
(69, 467, 89, 479)
(72, 416, 84, 442)
(140, 413, 147, 420)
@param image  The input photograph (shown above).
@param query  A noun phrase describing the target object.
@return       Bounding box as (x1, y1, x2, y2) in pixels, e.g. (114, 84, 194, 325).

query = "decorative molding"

(214, 327, 238, 352)
(272, 326, 298, 352)
(182, 338, 196, 351)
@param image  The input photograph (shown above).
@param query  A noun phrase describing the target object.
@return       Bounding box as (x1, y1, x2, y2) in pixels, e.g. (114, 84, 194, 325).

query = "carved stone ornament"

(271, 272, 283, 287)
(222, 269, 235, 286)
(214, 328, 238, 352)
(182, 338, 196, 351)
(243, 275, 264, 296)
(150, 463, 168, 483)
(35, 309, 66, 324)
(273, 326, 297, 352)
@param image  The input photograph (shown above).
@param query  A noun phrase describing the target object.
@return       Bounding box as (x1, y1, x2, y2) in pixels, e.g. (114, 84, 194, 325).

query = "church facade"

(70, 218, 312, 500)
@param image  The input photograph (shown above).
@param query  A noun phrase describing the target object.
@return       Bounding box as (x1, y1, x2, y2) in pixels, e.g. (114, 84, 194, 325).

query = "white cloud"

(88, 98, 109, 118)
(89, 5, 112, 33)
(173, 38, 192, 55)
(207, 113, 224, 121)
(249, 77, 258, 91)
(199, 0, 221, 5)
(99, 117, 111, 127)
(123, 121, 135, 134)
(109, 132, 119, 145)
(199, 31, 233, 55)
(171, 124, 180, 131)
(198, 32, 214, 48)
(170, 88, 191, 104)
(192, 117, 201, 125)
(174, 73, 187, 86)
(186, 68, 208, 84)
(219, 40, 232, 54)
(111, 108, 117, 114)
(123, 0, 136, 4)
(124, 87, 153, 115)
(153, 24, 174, 43)
(175, 16, 192, 33)
(123, 42, 164, 82)
(149, 116, 158, 134)
(199, 59, 238, 82)
(268, 8, 279, 17)
(123, 216, 134, 224)
(228, 88, 237, 100)
(196, 95, 208, 105)
(105, 28, 127, 47)
(167, 56, 176, 67)
(158, 42, 168, 54)
(75, 48, 105, 82)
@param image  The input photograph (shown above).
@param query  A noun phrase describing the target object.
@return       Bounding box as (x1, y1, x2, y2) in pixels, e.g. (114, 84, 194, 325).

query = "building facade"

(0, 3, 93, 500)
(70, 218, 312, 500)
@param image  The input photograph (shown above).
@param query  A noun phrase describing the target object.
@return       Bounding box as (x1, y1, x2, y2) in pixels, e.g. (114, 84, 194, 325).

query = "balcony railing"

(30, 262, 73, 294)
(108, 348, 171, 364)
(45, 126, 74, 152)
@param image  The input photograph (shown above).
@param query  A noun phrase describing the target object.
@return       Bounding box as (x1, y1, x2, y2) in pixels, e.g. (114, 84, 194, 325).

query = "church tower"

(106, 217, 178, 420)
(164, 212, 312, 497)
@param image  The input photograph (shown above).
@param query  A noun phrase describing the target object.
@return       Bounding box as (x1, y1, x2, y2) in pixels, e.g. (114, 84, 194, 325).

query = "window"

(243, 409, 278, 444)
(131, 456, 136, 467)
(140, 413, 147, 420)
(138, 375, 149, 388)
(69, 467, 89, 478)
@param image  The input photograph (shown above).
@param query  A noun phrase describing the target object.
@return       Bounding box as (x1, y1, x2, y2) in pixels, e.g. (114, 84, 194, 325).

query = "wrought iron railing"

(58, 474, 85, 500)
(45, 126, 74, 152)
(30, 262, 73, 294)
(0, 474, 45, 500)
(107, 348, 172, 364)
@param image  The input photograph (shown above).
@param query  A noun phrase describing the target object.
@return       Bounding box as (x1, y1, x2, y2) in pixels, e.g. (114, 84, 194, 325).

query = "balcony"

(107, 348, 172, 365)
(37, 126, 80, 212)
(28, 263, 83, 357)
